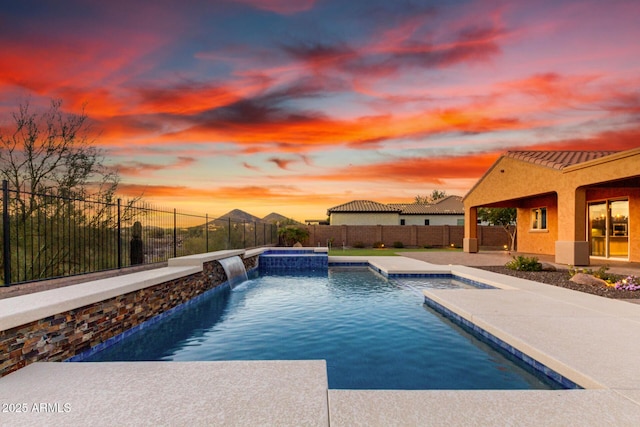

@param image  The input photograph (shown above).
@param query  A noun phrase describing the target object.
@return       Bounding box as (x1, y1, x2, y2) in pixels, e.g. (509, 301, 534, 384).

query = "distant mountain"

(213, 209, 301, 225)
(217, 209, 261, 223)
(262, 212, 302, 225)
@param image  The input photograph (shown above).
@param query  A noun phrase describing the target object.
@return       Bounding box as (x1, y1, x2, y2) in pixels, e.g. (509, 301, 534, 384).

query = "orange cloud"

(115, 157, 197, 177)
(242, 162, 262, 172)
(268, 157, 294, 170)
(299, 152, 502, 185)
(156, 102, 527, 154)
(513, 127, 640, 153)
(116, 182, 326, 205)
(501, 72, 605, 110)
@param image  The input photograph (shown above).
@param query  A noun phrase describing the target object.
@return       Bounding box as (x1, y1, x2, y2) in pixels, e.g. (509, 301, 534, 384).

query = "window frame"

(531, 207, 548, 230)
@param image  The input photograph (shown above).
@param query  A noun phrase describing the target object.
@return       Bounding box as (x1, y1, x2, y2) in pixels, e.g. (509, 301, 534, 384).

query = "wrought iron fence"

(0, 180, 277, 286)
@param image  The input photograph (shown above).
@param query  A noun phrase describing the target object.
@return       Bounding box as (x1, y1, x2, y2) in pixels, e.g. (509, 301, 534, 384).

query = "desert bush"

(278, 226, 309, 247)
(505, 255, 542, 271)
(569, 265, 619, 284)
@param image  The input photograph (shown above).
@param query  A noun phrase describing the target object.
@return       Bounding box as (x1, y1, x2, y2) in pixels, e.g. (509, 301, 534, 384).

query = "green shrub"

(277, 226, 309, 247)
(372, 241, 385, 248)
(505, 255, 542, 271)
(592, 266, 617, 282)
(352, 241, 365, 248)
(393, 241, 404, 248)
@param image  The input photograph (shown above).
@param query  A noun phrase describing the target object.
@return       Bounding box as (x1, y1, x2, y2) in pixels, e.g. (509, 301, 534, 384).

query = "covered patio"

(463, 149, 640, 265)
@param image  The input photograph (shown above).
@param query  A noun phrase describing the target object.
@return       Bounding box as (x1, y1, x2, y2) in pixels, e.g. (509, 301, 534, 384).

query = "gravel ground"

(476, 266, 640, 299)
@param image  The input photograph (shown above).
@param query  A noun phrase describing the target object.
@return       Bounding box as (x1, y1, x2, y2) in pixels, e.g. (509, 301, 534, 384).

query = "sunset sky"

(1, 0, 639, 221)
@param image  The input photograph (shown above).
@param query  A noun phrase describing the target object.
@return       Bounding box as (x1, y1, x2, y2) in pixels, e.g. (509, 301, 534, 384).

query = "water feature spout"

(218, 256, 248, 288)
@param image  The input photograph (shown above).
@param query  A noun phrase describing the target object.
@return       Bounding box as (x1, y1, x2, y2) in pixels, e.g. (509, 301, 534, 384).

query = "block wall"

(305, 225, 509, 248)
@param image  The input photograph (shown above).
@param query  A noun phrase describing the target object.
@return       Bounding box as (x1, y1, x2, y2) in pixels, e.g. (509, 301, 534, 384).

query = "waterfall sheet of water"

(218, 256, 249, 288)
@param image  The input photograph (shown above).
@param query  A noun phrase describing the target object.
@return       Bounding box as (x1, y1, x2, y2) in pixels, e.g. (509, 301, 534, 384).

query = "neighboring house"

(327, 196, 465, 226)
(463, 148, 640, 265)
(327, 200, 401, 225)
(390, 196, 465, 226)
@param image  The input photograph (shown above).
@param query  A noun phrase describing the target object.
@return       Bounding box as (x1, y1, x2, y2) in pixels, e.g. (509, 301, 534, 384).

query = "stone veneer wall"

(0, 255, 259, 378)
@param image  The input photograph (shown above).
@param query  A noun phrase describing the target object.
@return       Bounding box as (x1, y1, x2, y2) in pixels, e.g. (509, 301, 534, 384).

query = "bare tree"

(0, 99, 139, 283)
(415, 189, 448, 204)
(0, 99, 119, 209)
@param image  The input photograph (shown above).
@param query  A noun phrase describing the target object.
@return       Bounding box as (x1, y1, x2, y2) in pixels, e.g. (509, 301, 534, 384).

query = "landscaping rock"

(569, 272, 608, 287)
(540, 262, 557, 272)
(476, 266, 639, 299)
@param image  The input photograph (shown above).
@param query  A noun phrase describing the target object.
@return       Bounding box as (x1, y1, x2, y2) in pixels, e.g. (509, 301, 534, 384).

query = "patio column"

(555, 187, 589, 265)
(464, 206, 478, 253)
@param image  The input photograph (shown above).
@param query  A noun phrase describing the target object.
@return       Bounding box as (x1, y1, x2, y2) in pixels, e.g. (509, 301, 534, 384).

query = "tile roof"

(389, 196, 463, 215)
(327, 200, 401, 213)
(329, 196, 463, 215)
(505, 151, 619, 170)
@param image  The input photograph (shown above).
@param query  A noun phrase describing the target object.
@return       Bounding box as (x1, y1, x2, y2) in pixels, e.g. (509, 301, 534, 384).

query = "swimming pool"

(83, 267, 561, 390)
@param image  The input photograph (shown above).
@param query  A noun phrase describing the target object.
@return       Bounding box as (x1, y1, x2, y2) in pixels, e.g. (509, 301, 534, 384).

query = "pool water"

(84, 268, 560, 390)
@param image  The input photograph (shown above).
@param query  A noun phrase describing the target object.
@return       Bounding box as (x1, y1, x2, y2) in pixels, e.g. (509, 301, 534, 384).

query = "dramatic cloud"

(232, 0, 317, 15)
(242, 162, 262, 172)
(303, 152, 503, 185)
(268, 157, 294, 170)
(1, 0, 639, 219)
(115, 157, 197, 177)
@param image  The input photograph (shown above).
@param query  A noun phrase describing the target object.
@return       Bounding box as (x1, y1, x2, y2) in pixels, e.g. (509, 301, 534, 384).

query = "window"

(424, 219, 430, 225)
(531, 207, 547, 230)
(400, 219, 406, 225)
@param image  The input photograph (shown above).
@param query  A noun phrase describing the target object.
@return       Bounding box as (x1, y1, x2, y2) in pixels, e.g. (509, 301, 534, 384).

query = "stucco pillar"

(464, 206, 478, 253)
(555, 188, 589, 265)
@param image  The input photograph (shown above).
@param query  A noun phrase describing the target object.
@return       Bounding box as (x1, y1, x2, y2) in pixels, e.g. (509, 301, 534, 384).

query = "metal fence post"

(2, 180, 11, 285)
(228, 217, 231, 248)
(117, 198, 122, 269)
(205, 213, 209, 252)
(173, 208, 177, 258)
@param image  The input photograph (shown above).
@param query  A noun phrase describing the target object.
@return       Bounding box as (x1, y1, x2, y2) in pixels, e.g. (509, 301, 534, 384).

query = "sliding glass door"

(588, 199, 629, 259)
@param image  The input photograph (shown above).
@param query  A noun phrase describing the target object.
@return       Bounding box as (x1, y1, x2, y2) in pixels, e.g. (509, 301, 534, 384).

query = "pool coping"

(2, 252, 640, 425)
(0, 248, 269, 331)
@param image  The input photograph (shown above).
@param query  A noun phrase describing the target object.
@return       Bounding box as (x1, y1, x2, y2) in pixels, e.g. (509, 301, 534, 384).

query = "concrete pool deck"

(2, 254, 640, 425)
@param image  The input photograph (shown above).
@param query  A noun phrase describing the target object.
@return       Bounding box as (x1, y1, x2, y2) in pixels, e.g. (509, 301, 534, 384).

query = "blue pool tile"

(67, 282, 232, 362)
(423, 296, 582, 390)
(259, 253, 328, 272)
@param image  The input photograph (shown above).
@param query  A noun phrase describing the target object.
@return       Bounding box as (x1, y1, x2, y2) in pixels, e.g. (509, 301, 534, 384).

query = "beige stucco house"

(328, 200, 401, 225)
(328, 196, 464, 226)
(463, 148, 640, 265)
(391, 196, 465, 226)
